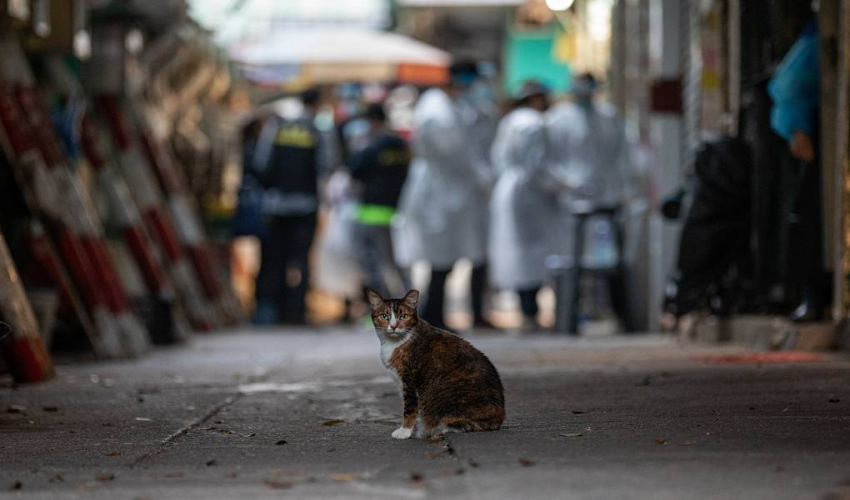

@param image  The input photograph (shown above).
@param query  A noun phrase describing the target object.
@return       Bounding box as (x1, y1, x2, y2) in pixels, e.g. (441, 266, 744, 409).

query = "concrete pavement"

(2, 328, 850, 499)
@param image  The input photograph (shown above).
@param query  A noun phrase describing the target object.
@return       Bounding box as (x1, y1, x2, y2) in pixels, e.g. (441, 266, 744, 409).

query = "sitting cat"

(366, 289, 505, 439)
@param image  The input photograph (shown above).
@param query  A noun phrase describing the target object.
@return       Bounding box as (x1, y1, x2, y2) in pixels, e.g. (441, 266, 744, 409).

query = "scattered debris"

(105, 451, 121, 457)
(326, 447, 336, 452)
(134, 417, 152, 422)
(206, 459, 217, 467)
(571, 410, 585, 415)
(321, 419, 344, 427)
(559, 432, 583, 438)
(443, 443, 456, 456)
(9, 481, 22, 491)
(655, 439, 667, 445)
(96, 474, 115, 482)
(829, 398, 840, 404)
(137, 397, 145, 404)
(42, 406, 59, 412)
(410, 472, 425, 485)
(636, 376, 652, 387)
(331, 473, 358, 482)
(264, 479, 292, 490)
(518, 458, 535, 467)
(225, 472, 238, 479)
(677, 440, 696, 446)
(469, 460, 480, 468)
(49, 475, 64, 483)
(275, 440, 287, 446)
(6, 405, 27, 414)
(454, 468, 466, 475)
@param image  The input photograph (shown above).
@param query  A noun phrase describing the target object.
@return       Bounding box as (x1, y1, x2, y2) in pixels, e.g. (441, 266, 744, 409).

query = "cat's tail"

(442, 405, 505, 433)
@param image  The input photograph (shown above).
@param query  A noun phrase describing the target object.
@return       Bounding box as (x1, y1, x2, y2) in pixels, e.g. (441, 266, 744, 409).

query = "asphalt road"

(2, 328, 849, 499)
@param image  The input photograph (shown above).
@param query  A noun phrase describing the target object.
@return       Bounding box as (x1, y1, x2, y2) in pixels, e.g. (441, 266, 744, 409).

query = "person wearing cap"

(394, 61, 494, 331)
(489, 80, 560, 331)
(251, 88, 325, 325)
(346, 102, 412, 300)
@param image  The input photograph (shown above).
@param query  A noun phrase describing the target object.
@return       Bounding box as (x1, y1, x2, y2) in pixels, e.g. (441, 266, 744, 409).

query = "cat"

(366, 289, 505, 440)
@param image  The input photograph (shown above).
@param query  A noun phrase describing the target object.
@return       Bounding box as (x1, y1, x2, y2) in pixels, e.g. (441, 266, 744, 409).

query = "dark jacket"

(254, 114, 321, 216)
(347, 132, 411, 209)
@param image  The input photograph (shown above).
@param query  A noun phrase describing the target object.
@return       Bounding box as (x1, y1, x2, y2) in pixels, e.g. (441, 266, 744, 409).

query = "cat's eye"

(400, 314, 409, 320)
(380, 314, 389, 320)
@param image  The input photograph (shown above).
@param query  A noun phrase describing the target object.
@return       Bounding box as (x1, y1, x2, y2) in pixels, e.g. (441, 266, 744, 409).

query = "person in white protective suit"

(546, 73, 629, 209)
(394, 61, 495, 330)
(489, 81, 563, 331)
(546, 73, 633, 331)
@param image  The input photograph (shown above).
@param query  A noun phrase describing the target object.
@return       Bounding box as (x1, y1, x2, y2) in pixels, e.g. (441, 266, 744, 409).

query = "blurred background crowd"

(1, 0, 848, 380)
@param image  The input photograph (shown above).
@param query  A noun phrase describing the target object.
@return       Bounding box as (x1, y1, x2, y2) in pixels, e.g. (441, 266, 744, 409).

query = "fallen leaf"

(559, 432, 583, 438)
(677, 440, 696, 446)
(410, 472, 425, 484)
(469, 460, 480, 468)
(9, 481, 22, 491)
(206, 459, 217, 467)
(331, 473, 358, 482)
(42, 406, 59, 412)
(96, 474, 115, 482)
(105, 451, 121, 457)
(519, 458, 535, 467)
(225, 472, 238, 479)
(655, 439, 667, 445)
(6, 405, 26, 414)
(264, 479, 292, 490)
(275, 440, 287, 446)
(49, 475, 64, 483)
(829, 398, 840, 403)
(321, 419, 344, 427)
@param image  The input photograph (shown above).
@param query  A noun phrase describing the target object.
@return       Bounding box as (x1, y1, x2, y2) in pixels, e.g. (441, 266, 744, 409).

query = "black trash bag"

(664, 137, 752, 316)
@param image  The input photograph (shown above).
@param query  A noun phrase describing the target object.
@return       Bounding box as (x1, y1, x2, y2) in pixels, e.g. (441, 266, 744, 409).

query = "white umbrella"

(229, 28, 452, 85)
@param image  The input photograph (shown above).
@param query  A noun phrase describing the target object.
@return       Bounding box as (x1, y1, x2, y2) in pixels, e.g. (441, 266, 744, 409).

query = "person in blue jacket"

(768, 18, 826, 321)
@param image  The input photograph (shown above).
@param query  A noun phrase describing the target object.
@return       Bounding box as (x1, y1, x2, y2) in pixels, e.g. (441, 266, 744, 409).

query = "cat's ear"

(366, 289, 384, 310)
(402, 289, 420, 310)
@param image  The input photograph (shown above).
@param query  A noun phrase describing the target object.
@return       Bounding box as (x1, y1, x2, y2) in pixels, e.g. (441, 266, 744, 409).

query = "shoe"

(789, 298, 822, 323)
(519, 317, 542, 333)
(472, 318, 496, 330)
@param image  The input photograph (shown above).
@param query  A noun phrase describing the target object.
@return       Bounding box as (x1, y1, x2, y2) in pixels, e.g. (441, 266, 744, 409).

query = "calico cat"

(367, 289, 505, 440)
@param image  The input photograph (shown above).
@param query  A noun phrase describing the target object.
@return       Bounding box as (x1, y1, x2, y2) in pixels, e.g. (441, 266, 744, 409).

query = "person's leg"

(470, 264, 491, 327)
(376, 226, 409, 297)
(789, 160, 826, 321)
(517, 287, 540, 319)
(280, 214, 317, 323)
(355, 224, 389, 297)
(254, 217, 285, 324)
(422, 267, 450, 329)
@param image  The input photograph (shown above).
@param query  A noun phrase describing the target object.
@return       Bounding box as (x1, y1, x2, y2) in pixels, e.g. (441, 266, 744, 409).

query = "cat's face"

(367, 289, 419, 338)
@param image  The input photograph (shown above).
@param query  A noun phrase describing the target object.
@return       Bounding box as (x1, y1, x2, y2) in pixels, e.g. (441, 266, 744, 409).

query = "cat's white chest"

(379, 336, 409, 386)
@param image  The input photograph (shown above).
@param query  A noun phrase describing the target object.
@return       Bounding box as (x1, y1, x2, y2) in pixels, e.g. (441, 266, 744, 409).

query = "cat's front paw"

(391, 427, 413, 440)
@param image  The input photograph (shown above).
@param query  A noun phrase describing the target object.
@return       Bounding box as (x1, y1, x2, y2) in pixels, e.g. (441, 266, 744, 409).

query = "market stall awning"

(229, 28, 451, 86)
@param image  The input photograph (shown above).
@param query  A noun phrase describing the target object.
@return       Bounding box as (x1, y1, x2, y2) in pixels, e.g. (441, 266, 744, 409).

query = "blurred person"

(231, 115, 270, 240)
(251, 89, 324, 325)
(546, 73, 629, 209)
(347, 102, 412, 300)
(768, 16, 826, 321)
(489, 81, 558, 331)
(395, 61, 494, 330)
(546, 73, 633, 331)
